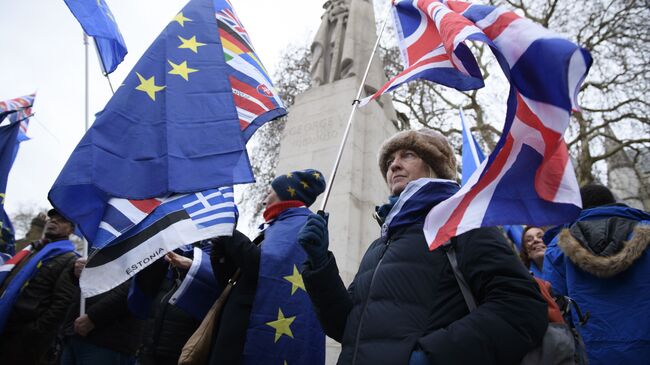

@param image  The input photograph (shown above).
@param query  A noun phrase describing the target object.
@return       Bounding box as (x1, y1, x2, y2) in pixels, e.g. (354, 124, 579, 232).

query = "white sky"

(0, 0, 327, 216)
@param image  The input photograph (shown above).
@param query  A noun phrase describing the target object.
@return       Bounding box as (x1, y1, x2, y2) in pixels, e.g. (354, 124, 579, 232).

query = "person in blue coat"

(208, 169, 327, 365)
(543, 184, 650, 365)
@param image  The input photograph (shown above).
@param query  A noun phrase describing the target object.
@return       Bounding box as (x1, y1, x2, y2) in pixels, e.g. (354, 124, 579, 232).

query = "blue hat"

(271, 169, 326, 207)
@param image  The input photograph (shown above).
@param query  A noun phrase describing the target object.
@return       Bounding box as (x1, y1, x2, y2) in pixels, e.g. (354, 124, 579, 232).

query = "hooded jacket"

(302, 222, 548, 365)
(543, 204, 650, 365)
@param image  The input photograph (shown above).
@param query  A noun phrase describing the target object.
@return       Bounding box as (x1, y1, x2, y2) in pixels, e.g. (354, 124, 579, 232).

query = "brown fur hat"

(378, 129, 457, 181)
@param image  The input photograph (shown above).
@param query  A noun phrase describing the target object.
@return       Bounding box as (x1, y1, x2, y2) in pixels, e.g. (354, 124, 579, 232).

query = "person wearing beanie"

(543, 184, 650, 364)
(208, 169, 327, 365)
(298, 129, 548, 365)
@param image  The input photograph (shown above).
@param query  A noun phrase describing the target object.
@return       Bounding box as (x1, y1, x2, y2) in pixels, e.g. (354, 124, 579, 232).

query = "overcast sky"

(0, 0, 329, 217)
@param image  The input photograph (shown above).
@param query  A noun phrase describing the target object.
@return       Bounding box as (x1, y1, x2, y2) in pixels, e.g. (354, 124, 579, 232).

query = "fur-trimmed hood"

(557, 220, 650, 278)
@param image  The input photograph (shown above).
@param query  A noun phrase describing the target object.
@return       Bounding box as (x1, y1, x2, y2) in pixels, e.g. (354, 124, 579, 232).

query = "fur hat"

(378, 129, 457, 180)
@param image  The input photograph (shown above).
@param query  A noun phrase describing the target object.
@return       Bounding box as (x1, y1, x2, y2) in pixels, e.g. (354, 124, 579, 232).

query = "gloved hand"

(297, 212, 330, 269)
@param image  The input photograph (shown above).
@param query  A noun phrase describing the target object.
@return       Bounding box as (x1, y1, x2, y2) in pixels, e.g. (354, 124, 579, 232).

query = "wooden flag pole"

(319, 3, 393, 212)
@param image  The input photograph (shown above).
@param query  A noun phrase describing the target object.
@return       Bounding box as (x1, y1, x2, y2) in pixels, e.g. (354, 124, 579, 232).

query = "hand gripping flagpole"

(319, 2, 393, 212)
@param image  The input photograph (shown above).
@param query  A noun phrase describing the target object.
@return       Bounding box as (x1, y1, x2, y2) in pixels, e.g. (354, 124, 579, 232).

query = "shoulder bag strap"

(443, 240, 477, 312)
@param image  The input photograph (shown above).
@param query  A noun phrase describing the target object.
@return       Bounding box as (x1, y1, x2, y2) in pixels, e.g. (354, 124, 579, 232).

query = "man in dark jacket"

(0, 208, 78, 364)
(135, 241, 218, 365)
(298, 129, 548, 365)
(209, 169, 327, 365)
(544, 184, 650, 364)
(59, 259, 143, 365)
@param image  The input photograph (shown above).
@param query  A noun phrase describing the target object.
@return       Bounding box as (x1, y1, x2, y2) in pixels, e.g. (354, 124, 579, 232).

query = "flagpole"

(92, 38, 116, 94)
(81, 32, 89, 317)
(319, 3, 393, 212)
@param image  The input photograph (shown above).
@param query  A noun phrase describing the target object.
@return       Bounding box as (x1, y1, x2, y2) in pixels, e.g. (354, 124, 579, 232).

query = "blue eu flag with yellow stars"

(64, 0, 128, 74)
(50, 0, 286, 244)
(242, 207, 325, 365)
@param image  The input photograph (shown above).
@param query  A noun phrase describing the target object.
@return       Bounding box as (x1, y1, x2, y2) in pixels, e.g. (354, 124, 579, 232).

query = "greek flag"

(80, 187, 236, 297)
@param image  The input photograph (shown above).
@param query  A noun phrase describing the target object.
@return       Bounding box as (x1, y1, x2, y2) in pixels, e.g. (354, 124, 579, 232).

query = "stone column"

(276, 2, 398, 362)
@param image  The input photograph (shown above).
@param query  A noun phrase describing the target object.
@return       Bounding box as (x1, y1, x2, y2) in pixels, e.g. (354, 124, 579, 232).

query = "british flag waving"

(362, 0, 592, 250)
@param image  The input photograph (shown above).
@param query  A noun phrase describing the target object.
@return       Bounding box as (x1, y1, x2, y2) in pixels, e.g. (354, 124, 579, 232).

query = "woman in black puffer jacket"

(298, 129, 548, 365)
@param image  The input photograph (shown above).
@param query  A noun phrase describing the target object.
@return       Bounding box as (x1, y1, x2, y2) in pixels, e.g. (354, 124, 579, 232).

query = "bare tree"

(237, 45, 312, 233)
(11, 205, 47, 241)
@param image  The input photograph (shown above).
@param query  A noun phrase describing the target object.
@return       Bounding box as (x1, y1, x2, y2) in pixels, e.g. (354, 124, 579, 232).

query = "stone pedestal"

(276, 77, 397, 364)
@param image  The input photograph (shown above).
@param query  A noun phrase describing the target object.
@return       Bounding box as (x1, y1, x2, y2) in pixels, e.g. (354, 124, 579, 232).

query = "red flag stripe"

(482, 11, 519, 40)
(228, 76, 276, 110)
(431, 135, 516, 248)
(129, 199, 162, 214)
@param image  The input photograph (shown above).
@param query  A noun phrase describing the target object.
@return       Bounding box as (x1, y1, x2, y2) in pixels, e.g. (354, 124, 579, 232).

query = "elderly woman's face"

(386, 149, 433, 195)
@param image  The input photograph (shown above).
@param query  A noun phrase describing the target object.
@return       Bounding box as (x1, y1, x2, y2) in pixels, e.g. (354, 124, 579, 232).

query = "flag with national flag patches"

(365, 0, 591, 250)
(50, 0, 282, 297)
(214, 0, 285, 140)
(80, 187, 236, 297)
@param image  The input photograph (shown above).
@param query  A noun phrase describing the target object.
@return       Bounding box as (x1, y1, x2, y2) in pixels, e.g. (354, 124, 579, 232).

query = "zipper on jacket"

(351, 239, 391, 365)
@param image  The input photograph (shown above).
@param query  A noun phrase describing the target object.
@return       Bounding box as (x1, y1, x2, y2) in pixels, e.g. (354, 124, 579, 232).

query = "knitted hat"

(580, 184, 616, 209)
(271, 169, 326, 207)
(378, 129, 457, 181)
(47, 209, 75, 227)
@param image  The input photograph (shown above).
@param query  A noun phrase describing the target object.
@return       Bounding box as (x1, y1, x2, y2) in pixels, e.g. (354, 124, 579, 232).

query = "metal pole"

(92, 37, 116, 94)
(84, 33, 89, 131)
(319, 3, 393, 211)
(81, 32, 89, 316)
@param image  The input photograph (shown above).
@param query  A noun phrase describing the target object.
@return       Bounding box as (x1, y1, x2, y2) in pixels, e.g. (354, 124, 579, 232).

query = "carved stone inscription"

(282, 117, 339, 148)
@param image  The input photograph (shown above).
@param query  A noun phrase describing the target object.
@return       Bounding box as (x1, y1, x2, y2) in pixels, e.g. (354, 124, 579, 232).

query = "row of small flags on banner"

(2, 0, 591, 297)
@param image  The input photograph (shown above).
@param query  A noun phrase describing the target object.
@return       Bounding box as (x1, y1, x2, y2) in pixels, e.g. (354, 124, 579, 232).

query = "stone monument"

(275, 0, 398, 363)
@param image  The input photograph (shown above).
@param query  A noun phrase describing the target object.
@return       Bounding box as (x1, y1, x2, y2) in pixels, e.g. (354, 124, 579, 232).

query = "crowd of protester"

(0, 129, 648, 365)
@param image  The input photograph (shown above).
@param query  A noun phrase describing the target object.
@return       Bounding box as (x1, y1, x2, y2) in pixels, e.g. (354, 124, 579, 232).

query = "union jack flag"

(0, 93, 35, 142)
(365, 0, 591, 250)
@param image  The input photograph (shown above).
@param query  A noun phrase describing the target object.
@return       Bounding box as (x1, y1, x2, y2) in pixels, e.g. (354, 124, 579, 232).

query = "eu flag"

(0, 121, 20, 254)
(242, 208, 325, 365)
(64, 0, 128, 74)
(50, 0, 285, 280)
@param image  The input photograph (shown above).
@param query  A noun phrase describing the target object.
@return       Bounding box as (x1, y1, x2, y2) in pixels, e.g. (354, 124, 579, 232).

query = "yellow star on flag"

(178, 35, 206, 53)
(135, 72, 165, 101)
(300, 181, 309, 189)
(168, 60, 198, 81)
(286, 173, 293, 178)
(173, 12, 192, 26)
(266, 308, 296, 343)
(283, 265, 305, 295)
(287, 186, 296, 197)
(312, 172, 321, 179)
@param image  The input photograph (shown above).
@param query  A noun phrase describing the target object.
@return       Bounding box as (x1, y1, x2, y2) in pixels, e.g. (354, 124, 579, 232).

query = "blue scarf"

(0, 239, 76, 334)
(378, 178, 460, 238)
